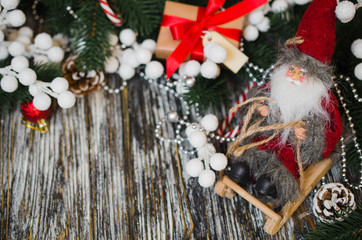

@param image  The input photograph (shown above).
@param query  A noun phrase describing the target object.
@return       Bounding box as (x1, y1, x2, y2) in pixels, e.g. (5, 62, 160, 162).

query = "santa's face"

(286, 65, 306, 86)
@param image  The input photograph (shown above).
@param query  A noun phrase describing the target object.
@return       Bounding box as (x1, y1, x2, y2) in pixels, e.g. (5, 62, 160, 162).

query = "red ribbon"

(161, 0, 267, 79)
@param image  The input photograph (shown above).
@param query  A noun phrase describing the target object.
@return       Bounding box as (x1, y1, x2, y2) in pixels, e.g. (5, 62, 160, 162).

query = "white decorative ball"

(145, 61, 164, 79)
(57, 91, 76, 109)
(248, 10, 264, 25)
(198, 170, 216, 188)
(34, 33, 53, 50)
(16, 35, 31, 46)
(119, 28, 136, 46)
(210, 153, 228, 171)
(51, 77, 69, 93)
(206, 43, 227, 63)
(203, 42, 219, 58)
(8, 41, 25, 56)
(185, 123, 200, 137)
(294, 0, 312, 5)
(104, 56, 119, 73)
(33, 93, 51, 111)
(6, 10, 26, 27)
(122, 48, 140, 68)
(0, 45, 8, 60)
(118, 64, 135, 80)
(28, 83, 41, 96)
(33, 55, 49, 64)
(200, 61, 220, 79)
(1, 75, 18, 92)
(47, 46, 64, 62)
(243, 25, 259, 41)
(185, 158, 204, 177)
(354, 63, 362, 80)
(271, 0, 288, 13)
(109, 34, 119, 46)
(256, 17, 270, 32)
(135, 47, 152, 64)
(18, 26, 33, 38)
(197, 143, 216, 158)
(189, 130, 207, 148)
(1, 0, 19, 10)
(185, 60, 201, 77)
(18, 68, 37, 86)
(200, 114, 219, 132)
(0, 30, 4, 42)
(11, 56, 29, 72)
(141, 39, 157, 53)
(335, 1, 356, 23)
(178, 62, 187, 77)
(351, 39, 362, 59)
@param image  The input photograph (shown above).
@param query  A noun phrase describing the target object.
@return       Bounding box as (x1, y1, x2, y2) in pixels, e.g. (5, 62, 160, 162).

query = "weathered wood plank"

(0, 75, 347, 239)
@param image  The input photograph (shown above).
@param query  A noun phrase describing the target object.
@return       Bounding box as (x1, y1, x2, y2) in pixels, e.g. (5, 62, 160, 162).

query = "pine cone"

(62, 56, 105, 96)
(312, 183, 356, 223)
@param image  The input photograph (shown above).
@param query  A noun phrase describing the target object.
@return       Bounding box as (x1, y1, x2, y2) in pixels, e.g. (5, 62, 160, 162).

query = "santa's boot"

(225, 162, 253, 187)
(255, 175, 277, 199)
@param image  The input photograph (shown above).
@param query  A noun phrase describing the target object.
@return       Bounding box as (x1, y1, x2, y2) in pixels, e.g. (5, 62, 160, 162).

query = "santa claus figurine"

(226, 0, 343, 208)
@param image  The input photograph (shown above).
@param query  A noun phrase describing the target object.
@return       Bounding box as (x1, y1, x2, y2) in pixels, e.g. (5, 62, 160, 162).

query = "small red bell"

(20, 101, 51, 133)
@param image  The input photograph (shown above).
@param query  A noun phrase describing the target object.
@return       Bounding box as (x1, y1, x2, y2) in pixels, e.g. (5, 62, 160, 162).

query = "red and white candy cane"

(216, 81, 257, 139)
(99, 0, 123, 26)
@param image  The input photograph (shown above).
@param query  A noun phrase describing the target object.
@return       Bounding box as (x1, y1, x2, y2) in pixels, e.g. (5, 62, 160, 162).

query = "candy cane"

(99, 0, 123, 26)
(217, 81, 257, 137)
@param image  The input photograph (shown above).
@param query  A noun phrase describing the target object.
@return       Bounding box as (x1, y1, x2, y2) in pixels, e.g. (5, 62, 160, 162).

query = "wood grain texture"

(0, 76, 347, 239)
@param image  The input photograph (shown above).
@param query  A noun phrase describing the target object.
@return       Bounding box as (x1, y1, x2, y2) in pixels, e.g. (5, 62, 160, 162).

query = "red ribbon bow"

(162, 0, 267, 79)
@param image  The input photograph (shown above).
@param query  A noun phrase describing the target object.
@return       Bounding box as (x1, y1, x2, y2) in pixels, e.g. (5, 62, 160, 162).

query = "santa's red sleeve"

(322, 91, 343, 159)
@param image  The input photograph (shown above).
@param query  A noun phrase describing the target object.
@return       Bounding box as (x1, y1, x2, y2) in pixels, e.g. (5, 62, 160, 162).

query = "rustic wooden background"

(0, 75, 348, 239)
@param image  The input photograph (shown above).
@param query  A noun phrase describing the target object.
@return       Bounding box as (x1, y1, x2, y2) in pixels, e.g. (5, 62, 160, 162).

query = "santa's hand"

(294, 127, 307, 140)
(257, 105, 269, 117)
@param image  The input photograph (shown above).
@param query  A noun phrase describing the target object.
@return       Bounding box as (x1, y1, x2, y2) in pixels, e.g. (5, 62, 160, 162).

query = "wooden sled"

(214, 157, 334, 235)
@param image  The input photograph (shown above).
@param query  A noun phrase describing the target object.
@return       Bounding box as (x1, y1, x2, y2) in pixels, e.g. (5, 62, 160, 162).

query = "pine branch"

(71, 1, 114, 71)
(306, 203, 362, 240)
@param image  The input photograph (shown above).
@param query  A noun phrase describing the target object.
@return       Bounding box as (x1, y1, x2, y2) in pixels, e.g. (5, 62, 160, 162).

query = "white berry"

(34, 33, 53, 50)
(104, 56, 119, 73)
(33, 93, 51, 111)
(201, 114, 219, 132)
(0, 30, 4, 42)
(206, 43, 227, 63)
(243, 25, 259, 41)
(351, 39, 362, 59)
(335, 1, 356, 23)
(0, 45, 8, 60)
(185, 158, 204, 177)
(18, 26, 33, 38)
(185, 124, 200, 137)
(16, 35, 31, 46)
(57, 91, 76, 109)
(11, 56, 29, 72)
(145, 61, 164, 79)
(248, 10, 264, 25)
(141, 39, 157, 53)
(200, 61, 220, 79)
(185, 60, 201, 77)
(119, 28, 136, 46)
(135, 47, 152, 64)
(198, 170, 216, 188)
(189, 131, 207, 148)
(1, 75, 18, 92)
(294, 0, 312, 5)
(210, 153, 228, 171)
(8, 41, 25, 56)
(197, 143, 216, 158)
(118, 64, 135, 80)
(256, 17, 270, 32)
(1, 0, 19, 10)
(122, 48, 140, 68)
(354, 63, 362, 80)
(18, 68, 37, 86)
(47, 46, 64, 62)
(203, 42, 219, 58)
(51, 77, 69, 93)
(177, 62, 187, 77)
(28, 83, 41, 96)
(271, 0, 288, 12)
(6, 10, 26, 27)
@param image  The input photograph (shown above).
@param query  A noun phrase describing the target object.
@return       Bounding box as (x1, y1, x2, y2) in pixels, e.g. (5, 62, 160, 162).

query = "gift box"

(155, 1, 245, 60)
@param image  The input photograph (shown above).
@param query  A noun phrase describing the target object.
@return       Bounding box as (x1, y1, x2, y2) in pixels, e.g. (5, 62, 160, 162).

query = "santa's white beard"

(269, 65, 330, 142)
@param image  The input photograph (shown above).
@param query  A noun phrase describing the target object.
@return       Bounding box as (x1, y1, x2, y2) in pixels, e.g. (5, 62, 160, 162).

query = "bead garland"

(333, 76, 362, 189)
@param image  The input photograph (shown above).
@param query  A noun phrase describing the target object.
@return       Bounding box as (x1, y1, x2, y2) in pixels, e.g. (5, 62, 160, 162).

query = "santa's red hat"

(295, 0, 337, 65)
